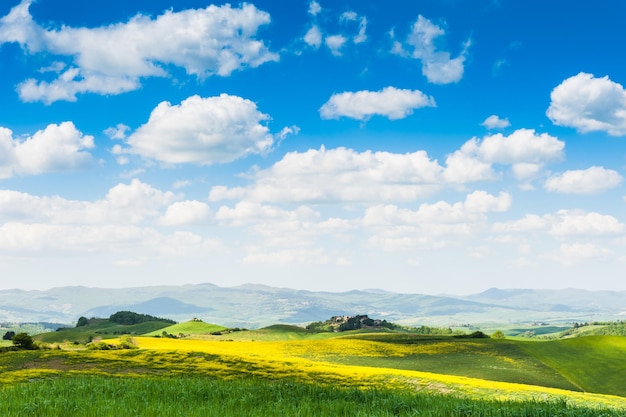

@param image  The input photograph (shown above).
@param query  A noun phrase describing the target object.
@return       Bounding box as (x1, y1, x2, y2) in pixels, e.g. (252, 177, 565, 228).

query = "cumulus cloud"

(364, 191, 510, 227)
(0, 179, 220, 256)
(308, 1, 322, 16)
(0, 179, 175, 225)
(304, 25, 323, 48)
(159, 201, 212, 226)
(209, 131, 564, 205)
(545, 166, 623, 194)
(0, 1, 278, 103)
(444, 129, 564, 182)
(494, 210, 625, 237)
(392, 15, 469, 84)
(481, 115, 511, 129)
(319, 87, 435, 120)
(550, 210, 625, 237)
(216, 202, 318, 227)
(0, 122, 94, 178)
(546, 72, 626, 135)
(120, 94, 274, 165)
(363, 191, 510, 251)
(325, 34, 347, 56)
(209, 146, 444, 204)
(0, 222, 217, 256)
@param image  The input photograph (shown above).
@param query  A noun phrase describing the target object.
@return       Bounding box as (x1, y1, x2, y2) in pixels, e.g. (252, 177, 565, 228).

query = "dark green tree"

(12, 332, 36, 350)
(2, 331, 16, 341)
(76, 316, 89, 327)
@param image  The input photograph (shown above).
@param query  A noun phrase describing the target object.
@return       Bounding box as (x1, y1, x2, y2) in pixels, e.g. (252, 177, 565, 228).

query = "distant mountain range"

(1, 283, 625, 328)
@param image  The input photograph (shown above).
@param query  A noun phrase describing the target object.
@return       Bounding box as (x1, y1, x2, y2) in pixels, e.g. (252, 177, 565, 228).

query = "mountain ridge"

(1, 283, 624, 328)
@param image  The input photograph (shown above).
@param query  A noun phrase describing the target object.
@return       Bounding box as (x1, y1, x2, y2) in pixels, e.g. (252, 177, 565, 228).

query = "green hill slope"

(144, 320, 227, 336)
(304, 333, 626, 397)
(521, 336, 626, 397)
(35, 319, 172, 344)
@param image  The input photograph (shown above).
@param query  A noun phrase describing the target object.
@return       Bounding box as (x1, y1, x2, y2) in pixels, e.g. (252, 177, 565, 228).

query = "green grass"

(34, 320, 172, 344)
(143, 320, 227, 336)
(309, 333, 626, 397)
(507, 326, 571, 336)
(202, 324, 340, 341)
(316, 335, 579, 391)
(0, 375, 620, 417)
(521, 336, 626, 397)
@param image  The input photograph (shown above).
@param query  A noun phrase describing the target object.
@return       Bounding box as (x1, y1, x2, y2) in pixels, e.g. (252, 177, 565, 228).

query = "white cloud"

(302, 6, 366, 55)
(354, 17, 367, 44)
(550, 210, 625, 237)
(308, 1, 322, 16)
(0, 180, 221, 257)
(319, 87, 435, 120)
(0, 122, 94, 178)
(363, 191, 510, 227)
(159, 201, 212, 226)
(0, 1, 278, 103)
(104, 124, 130, 140)
(0, 179, 175, 225)
(444, 129, 564, 182)
(493, 214, 547, 233)
(471, 129, 564, 164)
(340, 12, 367, 44)
(545, 166, 623, 194)
(277, 125, 300, 140)
(244, 247, 329, 266)
(209, 146, 444, 204)
(481, 115, 511, 129)
(325, 34, 347, 56)
(464, 190, 512, 213)
(209, 132, 563, 206)
(494, 210, 625, 237)
(547, 72, 626, 135)
(122, 94, 274, 165)
(0, 222, 218, 256)
(304, 25, 322, 48)
(216, 202, 318, 227)
(443, 144, 496, 183)
(361, 191, 510, 252)
(393, 15, 469, 84)
(557, 243, 613, 265)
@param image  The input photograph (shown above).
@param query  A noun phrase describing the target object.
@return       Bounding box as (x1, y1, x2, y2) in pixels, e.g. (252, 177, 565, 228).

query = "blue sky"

(1, 0, 625, 294)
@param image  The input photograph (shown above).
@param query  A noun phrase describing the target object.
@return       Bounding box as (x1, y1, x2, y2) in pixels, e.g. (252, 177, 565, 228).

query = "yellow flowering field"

(130, 337, 626, 410)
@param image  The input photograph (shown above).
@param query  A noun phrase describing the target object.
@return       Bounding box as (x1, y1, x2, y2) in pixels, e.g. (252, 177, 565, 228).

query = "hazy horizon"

(1, 0, 625, 294)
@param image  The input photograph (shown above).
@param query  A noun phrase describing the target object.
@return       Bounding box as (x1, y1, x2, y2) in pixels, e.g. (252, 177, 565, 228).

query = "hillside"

(2, 283, 625, 328)
(35, 311, 175, 344)
(5, 329, 626, 406)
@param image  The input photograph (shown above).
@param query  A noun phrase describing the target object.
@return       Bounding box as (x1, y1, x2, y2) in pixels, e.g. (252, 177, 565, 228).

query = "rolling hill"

(1, 283, 625, 328)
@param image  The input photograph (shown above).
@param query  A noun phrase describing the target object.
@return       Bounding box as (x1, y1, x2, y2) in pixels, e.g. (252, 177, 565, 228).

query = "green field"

(3, 322, 625, 415)
(0, 376, 618, 417)
(520, 336, 626, 396)
(143, 320, 227, 337)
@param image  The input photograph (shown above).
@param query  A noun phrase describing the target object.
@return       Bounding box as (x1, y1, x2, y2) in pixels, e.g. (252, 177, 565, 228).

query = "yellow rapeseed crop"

(130, 337, 626, 410)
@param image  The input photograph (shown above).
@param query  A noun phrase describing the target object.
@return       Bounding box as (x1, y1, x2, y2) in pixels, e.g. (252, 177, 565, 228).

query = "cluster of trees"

(2, 331, 15, 341)
(75, 311, 176, 328)
(109, 311, 176, 325)
(1, 331, 36, 350)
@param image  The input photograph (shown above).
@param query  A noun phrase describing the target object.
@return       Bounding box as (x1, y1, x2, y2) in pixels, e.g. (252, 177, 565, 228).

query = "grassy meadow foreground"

(1, 318, 626, 416)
